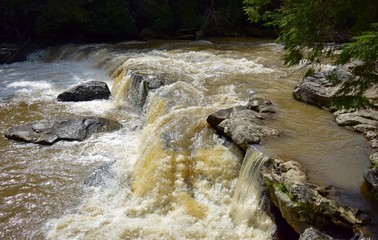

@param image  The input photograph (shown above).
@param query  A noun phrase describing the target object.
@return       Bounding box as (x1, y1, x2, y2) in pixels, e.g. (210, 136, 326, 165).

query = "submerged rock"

(4, 116, 122, 145)
(261, 158, 366, 238)
(207, 98, 279, 150)
(84, 164, 115, 187)
(57, 81, 111, 102)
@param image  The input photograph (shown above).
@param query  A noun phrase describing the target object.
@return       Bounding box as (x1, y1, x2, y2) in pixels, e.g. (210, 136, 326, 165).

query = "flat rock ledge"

(57, 81, 111, 102)
(4, 116, 122, 145)
(293, 67, 378, 201)
(261, 158, 366, 239)
(207, 97, 279, 150)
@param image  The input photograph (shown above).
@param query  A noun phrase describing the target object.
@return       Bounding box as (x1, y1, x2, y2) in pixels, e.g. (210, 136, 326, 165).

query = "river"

(0, 39, 375, 239)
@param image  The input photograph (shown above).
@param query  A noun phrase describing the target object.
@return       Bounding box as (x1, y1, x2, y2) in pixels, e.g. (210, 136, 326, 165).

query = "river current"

(0, 39, 375, 239)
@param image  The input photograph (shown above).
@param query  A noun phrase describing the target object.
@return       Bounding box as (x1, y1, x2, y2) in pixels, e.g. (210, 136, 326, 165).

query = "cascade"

(112, 70, 149, 108)
(230, 147, 275, 232)
(0, 40, 374, 239)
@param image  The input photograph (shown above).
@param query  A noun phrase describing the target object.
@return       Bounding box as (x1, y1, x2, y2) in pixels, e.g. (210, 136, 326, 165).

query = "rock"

(336, 114, 378, 127)
(247, 97, 276, 114)
(84, 164, 115, 187)
(353, 124, 377, 134)
(4, 116, 122, 145)
(371, 139, 378, 148)
(57, 81, 111, 102)
(334, 109, 378, 128)
(369, 152, 378, 167)
(261, 158, 365, 238)
(206, 107, 235, 130)
(293, 71, 340, 109)
(363, 168, 378, 200)
(365, 131, 378, 140)
(207, 103, 279, 150)
(299, 227, 333, 240)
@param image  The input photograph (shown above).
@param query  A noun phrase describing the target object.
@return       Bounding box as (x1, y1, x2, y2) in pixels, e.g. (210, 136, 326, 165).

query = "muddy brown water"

(0, 39, 376, 239)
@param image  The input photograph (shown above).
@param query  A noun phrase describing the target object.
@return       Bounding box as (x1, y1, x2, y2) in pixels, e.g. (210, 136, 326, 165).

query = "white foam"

(7, 81, 52, 89)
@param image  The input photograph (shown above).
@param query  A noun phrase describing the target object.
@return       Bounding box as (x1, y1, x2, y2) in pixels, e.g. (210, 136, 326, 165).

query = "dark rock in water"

(128, 73, 150, 107)
(4, 116, 122, 145)
(57, 81, 111, 102)
(206, 107, 235, 130)
(84, 164, 114, 187)
(261, 158, 366, 238)
(293, 71, 339, 109)
(247, 97, 276, 114)
(207, 99, 279, 150)
(299, 227, 333, 240)
(363, 168, 378, 200)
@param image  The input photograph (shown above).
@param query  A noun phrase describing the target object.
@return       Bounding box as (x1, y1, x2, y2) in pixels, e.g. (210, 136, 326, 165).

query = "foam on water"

(2, 40, 373, 239)
(43, 70, 275, 239)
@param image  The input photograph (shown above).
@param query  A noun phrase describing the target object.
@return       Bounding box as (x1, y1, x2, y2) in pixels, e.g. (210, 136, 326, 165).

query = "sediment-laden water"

(0, 39, 374, 239)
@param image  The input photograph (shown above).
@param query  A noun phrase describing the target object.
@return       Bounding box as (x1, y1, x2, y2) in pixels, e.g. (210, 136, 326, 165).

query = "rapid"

(0, 39, 374, 239)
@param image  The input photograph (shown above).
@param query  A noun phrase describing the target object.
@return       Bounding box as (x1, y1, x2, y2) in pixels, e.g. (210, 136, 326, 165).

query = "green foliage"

(331, 96, 372, 109)
(243, 0, 377, 65)
(338, 23, 378, 64)
(244, 0, 378, 109)
(1, 0, 253, 42)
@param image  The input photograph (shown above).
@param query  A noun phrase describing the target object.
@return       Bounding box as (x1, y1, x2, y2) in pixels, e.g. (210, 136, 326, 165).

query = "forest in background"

(0, 0, 270, 44)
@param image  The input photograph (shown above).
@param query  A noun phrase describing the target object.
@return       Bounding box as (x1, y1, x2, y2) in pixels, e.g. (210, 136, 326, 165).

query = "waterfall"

(231, 147, 275, 233)
(112, 70, 149, 108)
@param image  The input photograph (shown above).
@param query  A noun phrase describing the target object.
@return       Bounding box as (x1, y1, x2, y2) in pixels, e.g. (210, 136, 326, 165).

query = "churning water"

(0, 39, 374, 239)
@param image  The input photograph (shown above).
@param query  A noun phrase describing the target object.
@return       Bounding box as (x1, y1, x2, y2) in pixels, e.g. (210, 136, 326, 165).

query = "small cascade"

(231, 147, 275, 232)
(112, 70, 149, 108)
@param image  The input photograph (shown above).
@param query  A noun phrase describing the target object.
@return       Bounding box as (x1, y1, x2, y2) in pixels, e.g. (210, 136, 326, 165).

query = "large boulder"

(293, 71, 340, 109)
(4, 116, 122, 145)
(261, 158, 366, 238)
(57, 81, 111, 102)
(207, 98, 279, 150)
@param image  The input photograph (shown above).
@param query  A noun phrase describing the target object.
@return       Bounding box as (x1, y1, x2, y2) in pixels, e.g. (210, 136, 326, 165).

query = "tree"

(243, 0, 378, 107)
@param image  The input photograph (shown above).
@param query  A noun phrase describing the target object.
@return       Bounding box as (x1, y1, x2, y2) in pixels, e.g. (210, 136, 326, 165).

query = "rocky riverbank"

(206, 96, 369, 239)
(293, 67, 378, 201)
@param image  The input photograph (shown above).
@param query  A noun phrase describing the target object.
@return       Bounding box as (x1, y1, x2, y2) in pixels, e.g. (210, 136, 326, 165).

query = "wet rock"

(57, 81, 111, 102)
(84, 164, 115, 187)
(365, 131, 378, 140)
(206, 106, 238, 130)
(369, 152, 378, 166)
(247, 97, 276, 114)
(207, 99, 279, 150)
(363, 168, 378, 200)
(371, 139, 378, 148)
(299, 227, 333, 240)
(4, 116, 122, 145)
(293, 71, 340, 109)
(334, 109, 378, 128)
(261, 158, 365, 238)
